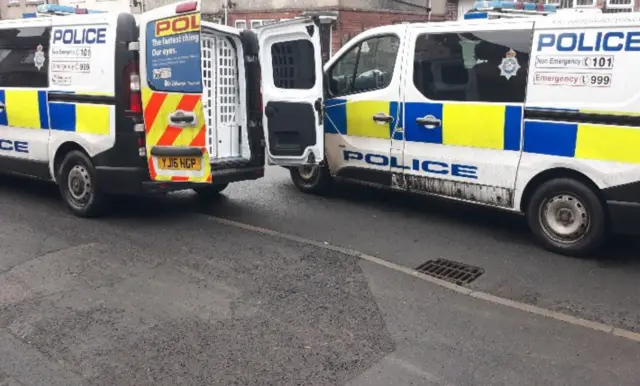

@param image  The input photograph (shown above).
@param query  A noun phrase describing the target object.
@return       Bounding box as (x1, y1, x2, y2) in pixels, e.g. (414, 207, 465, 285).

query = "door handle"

(416, 115, 441, 129)
(314, 98, 323, 125)
(372, 112, 393, 125)
(168, 110, 196, 128)
(0, 102, 5, 111)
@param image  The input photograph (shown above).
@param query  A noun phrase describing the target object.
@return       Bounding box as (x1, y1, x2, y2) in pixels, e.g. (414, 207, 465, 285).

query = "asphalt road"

(0, 172, 639, 385)
(209, 166, 640, 332)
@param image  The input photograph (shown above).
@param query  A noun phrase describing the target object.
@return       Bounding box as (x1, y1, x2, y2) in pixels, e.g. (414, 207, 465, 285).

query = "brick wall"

(446, 0, 459, 21)
(229, 10, 305, 28)
(229, 7, 451, 55)
(336, 9, 439, 52)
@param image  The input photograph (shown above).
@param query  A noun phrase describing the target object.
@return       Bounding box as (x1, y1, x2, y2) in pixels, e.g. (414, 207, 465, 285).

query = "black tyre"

(289, 164, 332, 194)
(57, 150, 107, 218)
(526, 178, 608, 257)
(195, 183, 229, 199)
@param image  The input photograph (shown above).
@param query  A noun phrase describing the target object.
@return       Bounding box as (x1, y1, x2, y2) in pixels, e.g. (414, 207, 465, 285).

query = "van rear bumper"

(95, 165, 264, 195)
(607, 200, 640, 234)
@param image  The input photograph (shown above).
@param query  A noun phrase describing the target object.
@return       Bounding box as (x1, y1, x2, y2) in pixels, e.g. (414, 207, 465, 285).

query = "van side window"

(271, 39, 316, 89)
(413, 30, 532, 103)
(328, 35, 400, 97)
(0, 27, 50, 89)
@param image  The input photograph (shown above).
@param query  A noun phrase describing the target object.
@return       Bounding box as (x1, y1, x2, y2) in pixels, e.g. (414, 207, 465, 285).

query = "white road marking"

(207, 215, 640, 343)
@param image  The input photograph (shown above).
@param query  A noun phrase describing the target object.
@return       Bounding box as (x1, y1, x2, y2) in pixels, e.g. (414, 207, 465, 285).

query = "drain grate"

(415, 259, 484, 286)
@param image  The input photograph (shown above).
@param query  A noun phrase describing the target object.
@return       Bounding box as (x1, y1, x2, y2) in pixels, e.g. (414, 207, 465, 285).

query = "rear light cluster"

(124, 60, 142, 114)
(137, 136, 146, 157)
(124, 58, 145, 157)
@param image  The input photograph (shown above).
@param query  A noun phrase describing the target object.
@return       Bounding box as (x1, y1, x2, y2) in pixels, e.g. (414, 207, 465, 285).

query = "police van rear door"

(139, 1, 211, 183)
(257, 18, 325, 166)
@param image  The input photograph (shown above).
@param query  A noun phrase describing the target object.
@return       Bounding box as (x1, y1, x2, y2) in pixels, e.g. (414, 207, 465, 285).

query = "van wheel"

(290, 165, 332, 194)
(195, 183, 229, 199)
(526, 178, 607, 257)
(58, 150, 107, 218)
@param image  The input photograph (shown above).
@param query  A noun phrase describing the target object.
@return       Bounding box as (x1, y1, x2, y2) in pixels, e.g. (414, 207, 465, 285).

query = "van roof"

(0, 11, 122, 28)
(356, 7, 640, 36)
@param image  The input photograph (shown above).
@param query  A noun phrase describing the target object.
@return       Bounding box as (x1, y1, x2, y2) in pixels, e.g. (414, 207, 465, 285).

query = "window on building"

(542, 0, 634, 10)
(412, 30, 531, 104)
(604, 7, 634, 12)
(0, 27, 50, 88)
(250, 19, 277, 29)
(235, 20, 247, 29)
(327, 35, 400, 97)
(551, 0, 591, 7)
(271, 39, 316, 89)
(604, 0, 634, 12)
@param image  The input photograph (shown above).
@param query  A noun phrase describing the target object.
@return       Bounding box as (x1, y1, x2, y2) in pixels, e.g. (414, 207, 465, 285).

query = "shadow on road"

(310, 180, 640, 267)
(0, 173, 638, 268)
(0, 175, 198, 220)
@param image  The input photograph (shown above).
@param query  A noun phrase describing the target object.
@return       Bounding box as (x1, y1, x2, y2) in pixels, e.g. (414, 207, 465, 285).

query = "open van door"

(139, 1, 212, 183)
(258, 18, 325, 166)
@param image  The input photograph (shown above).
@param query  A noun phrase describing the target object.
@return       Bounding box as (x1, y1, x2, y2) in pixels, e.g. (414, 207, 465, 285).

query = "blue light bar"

(470, 1, 557, 13)
(36, 4, 107, 14)
(464, 12, 489, 19)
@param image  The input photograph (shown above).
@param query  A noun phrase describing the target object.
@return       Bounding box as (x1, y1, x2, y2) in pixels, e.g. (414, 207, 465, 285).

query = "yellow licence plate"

(158, 156, 202, 171)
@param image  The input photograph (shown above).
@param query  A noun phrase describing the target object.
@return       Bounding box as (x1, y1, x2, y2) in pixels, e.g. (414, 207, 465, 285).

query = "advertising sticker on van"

(146, 13, 202, 93)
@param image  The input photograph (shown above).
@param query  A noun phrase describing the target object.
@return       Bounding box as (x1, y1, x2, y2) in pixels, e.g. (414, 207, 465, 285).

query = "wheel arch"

(519, 167, 605, 213)
(51, 141, 91, 183)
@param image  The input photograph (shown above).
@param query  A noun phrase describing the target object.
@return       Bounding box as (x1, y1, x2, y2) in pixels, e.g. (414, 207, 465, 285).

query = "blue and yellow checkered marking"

(49, 101, 111, 135)
(324, 99, 403, 139)
(324, 99, 640, 164)
(0, 89, 111, 135)
(524, 120, 640, 164)
(324, 99, 522, 151)
(0, 89, 50, 129)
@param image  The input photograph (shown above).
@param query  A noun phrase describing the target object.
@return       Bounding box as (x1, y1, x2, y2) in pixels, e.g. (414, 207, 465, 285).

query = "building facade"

(0, 0, 638, 51)
(224, 0, 445, 57)
(0, 0, 56, 19)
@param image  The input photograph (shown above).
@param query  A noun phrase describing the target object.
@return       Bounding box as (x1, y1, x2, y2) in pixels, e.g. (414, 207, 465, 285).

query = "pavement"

(0, 169, 638, 385)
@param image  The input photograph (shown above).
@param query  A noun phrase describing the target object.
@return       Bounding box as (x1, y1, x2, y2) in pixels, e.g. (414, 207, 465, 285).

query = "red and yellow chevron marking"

(142, 87, 212, 183)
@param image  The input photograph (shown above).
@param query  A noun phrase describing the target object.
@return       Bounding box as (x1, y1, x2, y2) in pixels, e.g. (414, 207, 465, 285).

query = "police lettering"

(52, 28, 107, 45)
(343, 150, 478, 179)
(537, 31, 640, 52)
(155, 15, 200, 36)
(0, 139, 29, 154)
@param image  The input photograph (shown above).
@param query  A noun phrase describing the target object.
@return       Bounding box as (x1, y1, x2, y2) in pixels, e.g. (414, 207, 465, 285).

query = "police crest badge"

(34, 44, 45, 71)
(498, 48, 520, 80)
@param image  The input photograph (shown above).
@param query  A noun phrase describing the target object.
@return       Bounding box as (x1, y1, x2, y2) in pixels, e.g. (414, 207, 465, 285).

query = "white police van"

(0, 1, 324, 216)
(286, 1, 640, 256)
